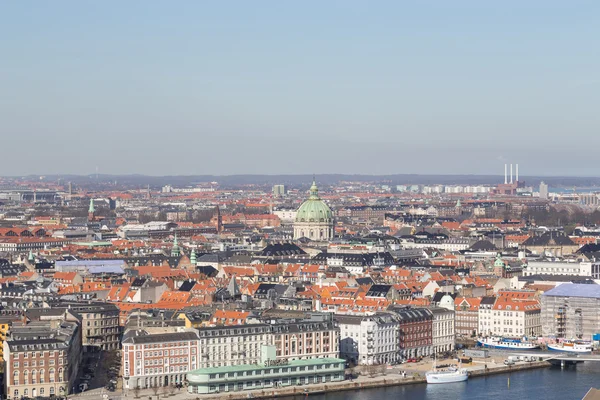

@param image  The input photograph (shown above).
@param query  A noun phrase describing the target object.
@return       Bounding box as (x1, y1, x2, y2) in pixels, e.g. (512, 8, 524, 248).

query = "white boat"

(478, 336, 539, 350)
(547, 340, 593, 353)
(426, 359, 468, 384)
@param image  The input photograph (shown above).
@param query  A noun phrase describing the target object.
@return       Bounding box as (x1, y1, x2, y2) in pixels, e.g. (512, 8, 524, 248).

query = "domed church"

(293, 180, 334, 241)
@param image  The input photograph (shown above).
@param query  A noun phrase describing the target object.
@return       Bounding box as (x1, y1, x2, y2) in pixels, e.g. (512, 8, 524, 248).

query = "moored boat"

(547, 340, 593, 353)
(477, 336, 539, 350)
(426, 358, 469, 384)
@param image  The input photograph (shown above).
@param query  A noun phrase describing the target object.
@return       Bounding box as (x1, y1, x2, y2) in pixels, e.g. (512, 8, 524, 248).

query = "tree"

(133, 386, 141, 398)
(169, 385, 176, 396)
(161, 385, 170, 398)
(365, 364, 377, 378)
(102, 350, 119, 371)
(152, 385, 160, 399)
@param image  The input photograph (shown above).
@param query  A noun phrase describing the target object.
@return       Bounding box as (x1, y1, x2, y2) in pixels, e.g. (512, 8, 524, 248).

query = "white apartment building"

(524, 261, 600, 278)
(478, 297, 496, 337)
(336, 313, 398, 366)
(480, 299, 541, 337)
(197, 324, 273, 368)
(273, 210, 297, 223)
(400, 238, 471, 252)
(429, 307, 455, 354)
(198, 315, 338, 367)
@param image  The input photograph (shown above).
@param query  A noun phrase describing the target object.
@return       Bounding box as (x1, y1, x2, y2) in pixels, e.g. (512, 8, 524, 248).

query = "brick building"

(391, 307, 433, 358)
(122, 330, 201, 389)
(3, 311, 82, 399)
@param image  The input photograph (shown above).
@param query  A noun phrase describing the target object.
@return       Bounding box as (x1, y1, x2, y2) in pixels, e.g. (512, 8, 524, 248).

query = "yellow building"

(178, 311, 211, 329)
(0, 318, 14, 372)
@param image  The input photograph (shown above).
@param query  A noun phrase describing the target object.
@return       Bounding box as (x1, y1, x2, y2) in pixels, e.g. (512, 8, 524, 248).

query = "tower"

(171, 233, 180, 258)
(539, 181, 549, 200)
(215, 206, 223, 233)
(190, 247, 197, 265)
(88, 198, 95, 221)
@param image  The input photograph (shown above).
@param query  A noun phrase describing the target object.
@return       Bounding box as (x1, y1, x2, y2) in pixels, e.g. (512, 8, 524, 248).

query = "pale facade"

(482, 301, 541, 338)
(122, 330, 200, 389)
(430, 307, 455, 354)
(336, 314, 398, 366)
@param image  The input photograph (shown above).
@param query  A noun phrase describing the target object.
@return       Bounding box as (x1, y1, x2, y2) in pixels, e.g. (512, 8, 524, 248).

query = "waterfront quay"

(72, 358, 549, 400)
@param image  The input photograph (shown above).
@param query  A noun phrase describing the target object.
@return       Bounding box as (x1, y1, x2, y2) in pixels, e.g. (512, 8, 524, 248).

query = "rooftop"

(187, 357, 345, 375)
(542, 283, 600, 299)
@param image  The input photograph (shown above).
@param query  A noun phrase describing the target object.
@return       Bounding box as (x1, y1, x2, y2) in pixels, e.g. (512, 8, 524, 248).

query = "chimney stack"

(510, 164, 513, 184)
(504, 164, 508, 184)
(516, 164, 519, 182)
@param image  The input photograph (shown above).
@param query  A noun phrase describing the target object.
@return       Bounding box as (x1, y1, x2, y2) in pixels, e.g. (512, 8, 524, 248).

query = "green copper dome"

(295, 180, 333, 223)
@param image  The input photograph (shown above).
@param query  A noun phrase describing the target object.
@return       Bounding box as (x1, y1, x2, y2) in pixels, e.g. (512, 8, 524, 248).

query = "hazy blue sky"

(1, 1, 599, 177)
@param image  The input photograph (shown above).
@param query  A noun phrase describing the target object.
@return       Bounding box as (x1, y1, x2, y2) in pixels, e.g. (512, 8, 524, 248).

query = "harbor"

(98, 354, 551, 400)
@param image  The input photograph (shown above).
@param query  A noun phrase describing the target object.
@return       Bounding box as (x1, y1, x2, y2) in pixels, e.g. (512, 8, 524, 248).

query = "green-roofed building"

(293, 179, 334, 242)
(186, 345, 345, 394)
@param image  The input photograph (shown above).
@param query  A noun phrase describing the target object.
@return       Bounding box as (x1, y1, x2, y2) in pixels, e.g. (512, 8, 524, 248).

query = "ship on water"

(547, 340, 593, 353)
(426, 360, 469, 384)
(477, 336, 539, 350)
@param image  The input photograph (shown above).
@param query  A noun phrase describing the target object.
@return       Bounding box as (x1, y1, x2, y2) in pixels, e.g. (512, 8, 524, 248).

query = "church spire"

(309, 178, 319, 199)
(190, 247, 197, 265)
(171, 233, 180, 257)
(88, 198, 95, 221)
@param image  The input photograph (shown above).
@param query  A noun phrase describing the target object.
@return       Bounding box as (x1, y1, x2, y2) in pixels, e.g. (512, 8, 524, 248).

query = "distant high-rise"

(539, 181, 549, 199)
(272, 184, 286, 197)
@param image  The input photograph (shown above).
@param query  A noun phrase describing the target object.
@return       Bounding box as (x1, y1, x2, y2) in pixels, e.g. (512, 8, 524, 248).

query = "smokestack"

(510, 164, 513, 184)
(504, 164, 508, 184)
(516, 164, 519, 182)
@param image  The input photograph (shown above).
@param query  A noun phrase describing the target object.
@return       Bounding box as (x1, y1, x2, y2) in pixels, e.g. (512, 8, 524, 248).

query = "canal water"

(284, 363, 600, 400)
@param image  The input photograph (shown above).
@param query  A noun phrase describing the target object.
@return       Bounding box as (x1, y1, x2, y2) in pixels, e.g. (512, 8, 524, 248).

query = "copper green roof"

(187, 357, 345, 375)
(295, 180, 333, 223)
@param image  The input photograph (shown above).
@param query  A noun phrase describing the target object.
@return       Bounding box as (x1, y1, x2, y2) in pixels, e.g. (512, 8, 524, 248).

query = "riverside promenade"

(72, 360, 550, 400)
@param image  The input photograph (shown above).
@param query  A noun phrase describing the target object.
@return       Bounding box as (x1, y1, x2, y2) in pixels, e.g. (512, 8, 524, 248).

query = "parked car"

(504, 359, 515, 366)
